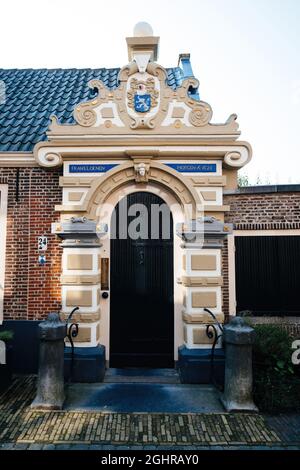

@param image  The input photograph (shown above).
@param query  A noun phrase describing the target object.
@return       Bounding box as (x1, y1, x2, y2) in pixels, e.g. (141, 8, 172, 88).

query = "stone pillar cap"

(223, 317, 255, 345)
(38, 313, 66, 341)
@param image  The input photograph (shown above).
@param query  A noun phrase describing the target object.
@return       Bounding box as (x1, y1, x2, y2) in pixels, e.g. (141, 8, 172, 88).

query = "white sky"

(1, 0, 300, 184)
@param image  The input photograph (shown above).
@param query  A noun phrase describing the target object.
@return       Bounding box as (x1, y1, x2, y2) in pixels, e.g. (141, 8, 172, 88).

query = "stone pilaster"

(177, 217, 232, 384)
(52, 218, 107, 382)
(177, 217, 232, 349)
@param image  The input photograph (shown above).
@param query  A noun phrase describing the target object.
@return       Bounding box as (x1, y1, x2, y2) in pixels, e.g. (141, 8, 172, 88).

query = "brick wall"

(247, 317, 300, 339)
(0, 167, 62, 320)
(2, 175, 299, 323)
(222, 189, 300, 319)
(224, 191, 300, 225)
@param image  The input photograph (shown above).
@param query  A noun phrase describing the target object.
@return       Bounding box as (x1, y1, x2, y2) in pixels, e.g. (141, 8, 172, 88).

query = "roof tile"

(0, 67, 185, 152)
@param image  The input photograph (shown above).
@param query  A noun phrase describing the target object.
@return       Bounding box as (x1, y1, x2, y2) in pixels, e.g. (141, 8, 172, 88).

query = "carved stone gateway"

(32, 22, 252, 382)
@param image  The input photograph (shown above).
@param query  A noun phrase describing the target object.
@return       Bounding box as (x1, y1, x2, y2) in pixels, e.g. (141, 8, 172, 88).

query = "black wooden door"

(235, 236, 300, 316)
(110, 192, 174, 367)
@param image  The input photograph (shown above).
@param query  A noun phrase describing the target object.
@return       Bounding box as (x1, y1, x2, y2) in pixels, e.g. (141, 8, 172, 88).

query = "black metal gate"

(235, 235, 300, 316)
(110, 192, 174, 367)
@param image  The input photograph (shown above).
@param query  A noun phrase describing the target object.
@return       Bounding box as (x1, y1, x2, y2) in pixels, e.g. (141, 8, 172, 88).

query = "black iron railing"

(204, 307, 224, 388)
(65, 306, 79, 381)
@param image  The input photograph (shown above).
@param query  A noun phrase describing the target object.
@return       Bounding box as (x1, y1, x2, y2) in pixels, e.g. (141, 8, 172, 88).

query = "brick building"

(0, 24, 299, 380)
(224, 186, 300, 338)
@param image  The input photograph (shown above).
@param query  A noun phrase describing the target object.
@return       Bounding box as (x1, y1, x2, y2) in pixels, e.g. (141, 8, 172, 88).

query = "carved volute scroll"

(48, 61, 240, 137)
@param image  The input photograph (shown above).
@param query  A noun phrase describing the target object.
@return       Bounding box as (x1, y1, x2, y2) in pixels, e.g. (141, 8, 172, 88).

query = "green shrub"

(251, 324, 300, 412)
(0, 330, 14, 342)
(253, 324, 294, 374)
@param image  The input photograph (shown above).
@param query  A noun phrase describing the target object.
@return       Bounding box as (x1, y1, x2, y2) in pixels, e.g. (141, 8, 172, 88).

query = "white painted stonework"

(183, 286, 222, 314)
(184, 323, 223, 350)
(161, 100, 194, 127)
(63, 188, 89, 206)
(61, 248, 100, 276)
(93, 102, 125, 128)
(61, 285, 100, 314)
(183, 249, 221, 277)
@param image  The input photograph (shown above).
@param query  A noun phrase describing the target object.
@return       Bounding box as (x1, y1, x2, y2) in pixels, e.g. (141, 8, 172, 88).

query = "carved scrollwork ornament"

(42, 152, 62, 167)
(75, 108, 97, 127)
(224, 151, 246, 168)
(118, 62, 139, 81)
(73, 80, 108, 127)
(130, 117, 155, 130)
(189, 104, 212, 127)
(146, 62, 168, 81)
(44, 59, 243, 138)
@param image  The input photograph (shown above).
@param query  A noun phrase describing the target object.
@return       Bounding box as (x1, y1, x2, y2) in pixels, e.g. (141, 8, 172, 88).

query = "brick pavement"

(0, 376, 299, 450)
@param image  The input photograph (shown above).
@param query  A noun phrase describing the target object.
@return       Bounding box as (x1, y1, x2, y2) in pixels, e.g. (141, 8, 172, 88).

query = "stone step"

(65, 382, 223, 413)
(104, 368, 181, 384)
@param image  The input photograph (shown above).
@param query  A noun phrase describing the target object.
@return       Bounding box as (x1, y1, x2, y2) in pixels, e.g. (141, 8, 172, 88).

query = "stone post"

(221, 317, 258, 412)
(31, 313, 66, 410)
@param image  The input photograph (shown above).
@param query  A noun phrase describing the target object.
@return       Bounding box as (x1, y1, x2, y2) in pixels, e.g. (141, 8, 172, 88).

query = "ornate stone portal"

(33, 23, 251, 382)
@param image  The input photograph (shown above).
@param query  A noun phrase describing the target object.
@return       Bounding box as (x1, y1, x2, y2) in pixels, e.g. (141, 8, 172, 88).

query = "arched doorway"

(110, 192, 174, 368)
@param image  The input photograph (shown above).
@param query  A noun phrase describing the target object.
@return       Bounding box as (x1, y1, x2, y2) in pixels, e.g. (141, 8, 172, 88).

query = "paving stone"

(0, 376, 299, 450)
(28, 443, 43, 450)
(54, 444, 72, 450)
(69, 444, 90, 450)
(13, 443, 29, 450)
(127, 445, 144, 450)
(191, 446, 212, 450)
(209, 445, 227, 450)
(177, 446, 197, 450)
(0, 443, 15, 450)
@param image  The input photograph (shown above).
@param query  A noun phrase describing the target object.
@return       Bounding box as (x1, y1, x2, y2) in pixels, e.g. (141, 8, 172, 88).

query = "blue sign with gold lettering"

(69, 164, 118, 173)
(166, 163, 217, 173)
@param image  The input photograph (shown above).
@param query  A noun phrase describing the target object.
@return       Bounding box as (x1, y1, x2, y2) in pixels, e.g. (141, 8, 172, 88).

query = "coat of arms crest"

(127, 77, 159, 113)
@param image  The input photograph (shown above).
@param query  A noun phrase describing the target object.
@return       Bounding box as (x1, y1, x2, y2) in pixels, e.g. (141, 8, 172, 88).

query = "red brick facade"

(224, 191, 300, 226)
(2, 172, 300, 323)
(1, 168, 61, 320)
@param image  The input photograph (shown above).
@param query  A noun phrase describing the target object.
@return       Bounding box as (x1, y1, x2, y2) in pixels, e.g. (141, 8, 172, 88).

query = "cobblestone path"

(0, 376, 298, 449)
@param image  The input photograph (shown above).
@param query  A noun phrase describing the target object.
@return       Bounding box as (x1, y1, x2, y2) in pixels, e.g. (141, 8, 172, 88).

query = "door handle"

(139, 250, 144, 265)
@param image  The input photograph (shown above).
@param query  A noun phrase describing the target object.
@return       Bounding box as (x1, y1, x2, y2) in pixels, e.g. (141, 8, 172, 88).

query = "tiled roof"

(0, 67, 185, 152)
